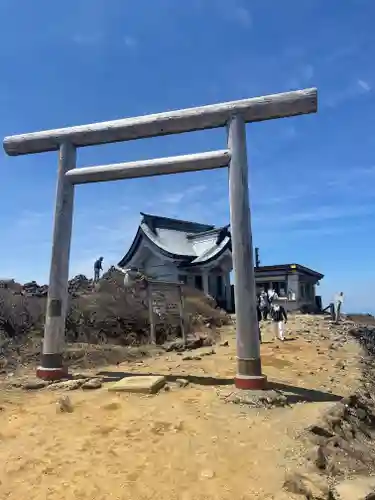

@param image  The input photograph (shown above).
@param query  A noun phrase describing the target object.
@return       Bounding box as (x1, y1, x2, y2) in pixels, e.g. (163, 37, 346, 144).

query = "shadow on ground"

(97, 370, 343, 404)
(269, 381, 342, 404)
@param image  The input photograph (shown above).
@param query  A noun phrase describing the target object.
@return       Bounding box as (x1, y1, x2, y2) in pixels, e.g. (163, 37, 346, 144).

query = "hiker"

(271, 302, 288, 341)
(259, 290, 270, 320)
(94, 257, 104, 283)
(334, 292, 344, 323)
(268, 288, 278, 305)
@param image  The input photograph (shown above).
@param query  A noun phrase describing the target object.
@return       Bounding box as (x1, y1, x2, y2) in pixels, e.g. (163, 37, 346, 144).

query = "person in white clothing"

(334, 292, 344, 323)
(271, 303, 288, 341)
(268, 288, 278, 305)
(259, 290, 270, 320)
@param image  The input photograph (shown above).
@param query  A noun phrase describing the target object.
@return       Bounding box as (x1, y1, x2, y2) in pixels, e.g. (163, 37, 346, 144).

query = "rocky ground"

(0, 314, 374, 499)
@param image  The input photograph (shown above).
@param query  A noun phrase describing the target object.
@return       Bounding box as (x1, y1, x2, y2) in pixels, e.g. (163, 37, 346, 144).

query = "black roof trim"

(186, 224, 230, 240)
(140, 212, 214, 234)
(254, 263, 324, 279)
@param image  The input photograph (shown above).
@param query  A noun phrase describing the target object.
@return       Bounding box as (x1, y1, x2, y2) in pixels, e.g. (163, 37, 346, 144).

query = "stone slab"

(108, 375, 166, 394)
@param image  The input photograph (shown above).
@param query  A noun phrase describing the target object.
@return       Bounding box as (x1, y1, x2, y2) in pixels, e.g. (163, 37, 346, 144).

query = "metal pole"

(36, 142, 76, 380)
(227, 114, 267, 390)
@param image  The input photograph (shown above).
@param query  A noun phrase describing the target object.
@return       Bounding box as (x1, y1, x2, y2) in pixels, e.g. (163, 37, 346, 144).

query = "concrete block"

(107, 375, 166, 394)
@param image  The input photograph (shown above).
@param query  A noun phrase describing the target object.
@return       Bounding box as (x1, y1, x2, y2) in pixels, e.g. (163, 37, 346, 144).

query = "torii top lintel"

(3, 87, 317, 157)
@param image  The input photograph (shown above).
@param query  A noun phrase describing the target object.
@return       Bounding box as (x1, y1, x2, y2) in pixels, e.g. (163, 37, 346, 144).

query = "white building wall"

(138, 245, 232, 309)
(143, 254, 178, 282)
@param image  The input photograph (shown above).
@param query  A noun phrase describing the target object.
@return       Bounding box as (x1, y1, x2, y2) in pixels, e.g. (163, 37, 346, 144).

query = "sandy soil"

(0, 315, 363, 500)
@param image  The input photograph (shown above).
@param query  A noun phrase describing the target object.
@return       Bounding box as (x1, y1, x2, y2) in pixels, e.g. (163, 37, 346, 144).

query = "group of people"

(257, 289, 279, 320)
(256, 288, 288, 342)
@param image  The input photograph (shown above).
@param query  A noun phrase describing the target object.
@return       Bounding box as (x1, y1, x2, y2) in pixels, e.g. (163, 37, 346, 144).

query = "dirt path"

(0, 315, 362, 499)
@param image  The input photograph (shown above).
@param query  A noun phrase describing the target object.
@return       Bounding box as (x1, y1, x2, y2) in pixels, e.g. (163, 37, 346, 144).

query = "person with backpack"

(94, 256, 104, 283)
(271, 302, 288, 341)
(268, 288, 278, 305)
(259, 290, 270, 320)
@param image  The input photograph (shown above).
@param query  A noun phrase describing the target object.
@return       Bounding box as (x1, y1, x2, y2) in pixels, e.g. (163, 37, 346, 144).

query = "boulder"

(81, 378, 102, 390)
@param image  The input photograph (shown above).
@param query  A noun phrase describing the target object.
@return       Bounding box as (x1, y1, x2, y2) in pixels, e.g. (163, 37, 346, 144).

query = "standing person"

(259, 290, 269, 320)
(334, 292, 344, 323)
(271, 302, 288, 341)
(257, 301, 262, 343)
(268, 288, 278, 305)
(94, 256, 104, 283)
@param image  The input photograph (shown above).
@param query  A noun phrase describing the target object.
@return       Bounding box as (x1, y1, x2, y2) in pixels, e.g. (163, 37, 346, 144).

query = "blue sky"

(1, 0, 374, 313)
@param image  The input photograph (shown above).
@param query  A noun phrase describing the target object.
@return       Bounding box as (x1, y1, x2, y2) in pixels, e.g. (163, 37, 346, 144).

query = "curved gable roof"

(118, 213, 232, 268)
(140, 212, 214, 234)
(117, 226, 144, 268)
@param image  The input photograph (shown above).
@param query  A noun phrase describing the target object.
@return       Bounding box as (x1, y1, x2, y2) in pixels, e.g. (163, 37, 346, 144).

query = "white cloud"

(325, 79, 373, 108)
(162, 192, 185, 204)
(357, 79, 371, 92)
(159, 184, 207, 205)
(252, 164, 375, 211)
(254, 204, 374, 227)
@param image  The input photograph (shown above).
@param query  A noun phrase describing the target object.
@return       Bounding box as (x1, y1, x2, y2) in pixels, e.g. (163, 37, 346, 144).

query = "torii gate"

(3, 87, 317, 389)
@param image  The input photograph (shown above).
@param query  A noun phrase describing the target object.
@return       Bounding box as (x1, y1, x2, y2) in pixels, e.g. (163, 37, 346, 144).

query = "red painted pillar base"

(36, 353, 68, 380)
(235, 356, 267, 390)
(36, 366, 68, 381)
(234, 374, 267, 390)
